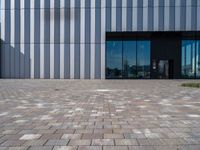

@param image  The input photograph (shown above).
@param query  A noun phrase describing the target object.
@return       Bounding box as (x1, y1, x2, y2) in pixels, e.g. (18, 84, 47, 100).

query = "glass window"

(123, 41, 137, 78)
(106, 40, 151, 79)
(106, 41, 122, 79)
(182, 40, 196, 78)
(137, 41, 151, 78)
(196, 40, 200, 78)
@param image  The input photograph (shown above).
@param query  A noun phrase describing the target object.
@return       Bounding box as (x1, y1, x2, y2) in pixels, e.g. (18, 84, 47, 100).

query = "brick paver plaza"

(0, 80, 200, 150)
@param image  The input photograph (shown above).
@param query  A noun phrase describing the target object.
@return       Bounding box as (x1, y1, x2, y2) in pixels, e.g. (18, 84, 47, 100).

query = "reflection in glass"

(123, 41, 137, 78)
(106, 40, 151, 79)
(106, 41, 122, 78)
(182, 40, 196, 78)
(137, 41, 151, 78)
(196, 41, 200, 78)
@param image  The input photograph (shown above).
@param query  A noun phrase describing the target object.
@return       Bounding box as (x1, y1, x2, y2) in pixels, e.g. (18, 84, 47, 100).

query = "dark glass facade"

(182, 40, 200, 79)
(106, 40, 150, 79)
(106, 31, 200, 79)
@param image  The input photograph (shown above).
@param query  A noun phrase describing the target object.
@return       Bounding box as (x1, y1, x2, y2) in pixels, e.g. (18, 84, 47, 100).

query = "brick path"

(0, 80, 200, 150)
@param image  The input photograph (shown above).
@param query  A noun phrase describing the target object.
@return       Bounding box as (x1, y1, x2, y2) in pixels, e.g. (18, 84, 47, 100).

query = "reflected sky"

(182, 40, 200, 78)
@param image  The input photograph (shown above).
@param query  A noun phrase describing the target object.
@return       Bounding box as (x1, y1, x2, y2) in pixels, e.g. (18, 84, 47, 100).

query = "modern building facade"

(0, 0, 200, 79)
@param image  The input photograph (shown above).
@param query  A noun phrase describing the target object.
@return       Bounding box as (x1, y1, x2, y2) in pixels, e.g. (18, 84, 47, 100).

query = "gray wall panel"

(5, 10, 10, 44)
(64, 44, 70, 79)
(24, 9, 30, 44)
(137, 7, 143, 31)
(64, 9, 70, 43)
(20, 44, 25, 78)
(148, 7, 153, 31)
(127, 7, 132, 31)
(45, 0, 50, 9)
(198, 6, 200, 30)
(44, 44, 50, 78)
(159, 6, 164, 31)
(85, 8, 91, 43)
(54, 44, 60, 78)
(169, 6, 175, 30)
(34, 9, 40, 43)
(85, 44, 90, 79)
(55, 0, 60, 8)
(24, 44, 30, 78)
(10, 45, 15, 78)
(95, 8, 101, 43)
(15, 44, 20, 78)
(54, 9, 60, 43)
(95, 44, 101, 79)
(96, 0, 101, 8)
(4, 44, 10, 78)
(116, 7, 122, 31)
(75, 0, 80, 8)
(74, 44, 80, 79)
(5, 0, 10, 9)
(15, 10, 20, 78)
(106, 0, 111, 31)
(34, 0, 40, 9)
(85, 0, 91, 8)
(180, 3, 186, 30)
(116, 0, 122, 31)
(34, 44, 40, 78)
(75, 8, 80, 43)
(191, 6, 197, 30)
(1, 42, 5, 78)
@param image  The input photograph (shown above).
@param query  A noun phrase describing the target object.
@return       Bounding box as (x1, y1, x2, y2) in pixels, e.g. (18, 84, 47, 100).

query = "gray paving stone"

(45, 140, 69, 146)
(115, 139, 138, 146)
(68, 140, 91, 146)
(29, 146, 53, 150)
(0, 80, 200, 149)
(103, 146, 128, 150)
(78, 146, 102, 150)
(92, 139, 114, 146)
(53, 146, 77, 150)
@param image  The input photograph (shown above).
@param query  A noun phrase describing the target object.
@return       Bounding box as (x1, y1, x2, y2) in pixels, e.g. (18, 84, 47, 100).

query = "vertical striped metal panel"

(0, 0, 199, 79)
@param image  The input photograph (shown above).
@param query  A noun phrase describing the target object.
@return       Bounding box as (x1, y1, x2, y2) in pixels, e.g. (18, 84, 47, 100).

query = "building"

(0, 0, 200, 79)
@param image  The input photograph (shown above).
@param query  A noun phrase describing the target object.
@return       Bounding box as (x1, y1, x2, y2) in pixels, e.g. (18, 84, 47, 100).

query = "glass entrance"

(157, 60, 174, 79)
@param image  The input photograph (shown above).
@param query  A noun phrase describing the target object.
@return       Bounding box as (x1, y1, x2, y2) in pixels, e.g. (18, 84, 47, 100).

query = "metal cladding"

(0, 0, 200, 79)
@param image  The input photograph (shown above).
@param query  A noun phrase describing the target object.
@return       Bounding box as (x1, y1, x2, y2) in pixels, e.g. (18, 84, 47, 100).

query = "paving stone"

(154, 146, 181, 150)
(148, 138, 167, 146)
(115, 139, 138, 146)
(53, 146, 77, 150)
(68, 140, 91, 146)
(19, 134, 41, 140)
(0, 80, 200, 149)
(103, 146, 128, 150)
(8, 147, 29, 150)
(23, 140, 47, 146)
(40, 134, 63, 140)
(1, 140, 25, 147)
(45, 140, 69, 146)
(82, 134, 103, 139)
(136, 139, 150, 146)
(78, 146, 102, 150)
(124, 133, 146, 139)
(92, 139, 114, 146)
(61, 134, 82, 140)
(0, 147, 8, 150)
(128, 146, 155, 150)
(29, 146, 53, 150)
(104, 134, 124, 139)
